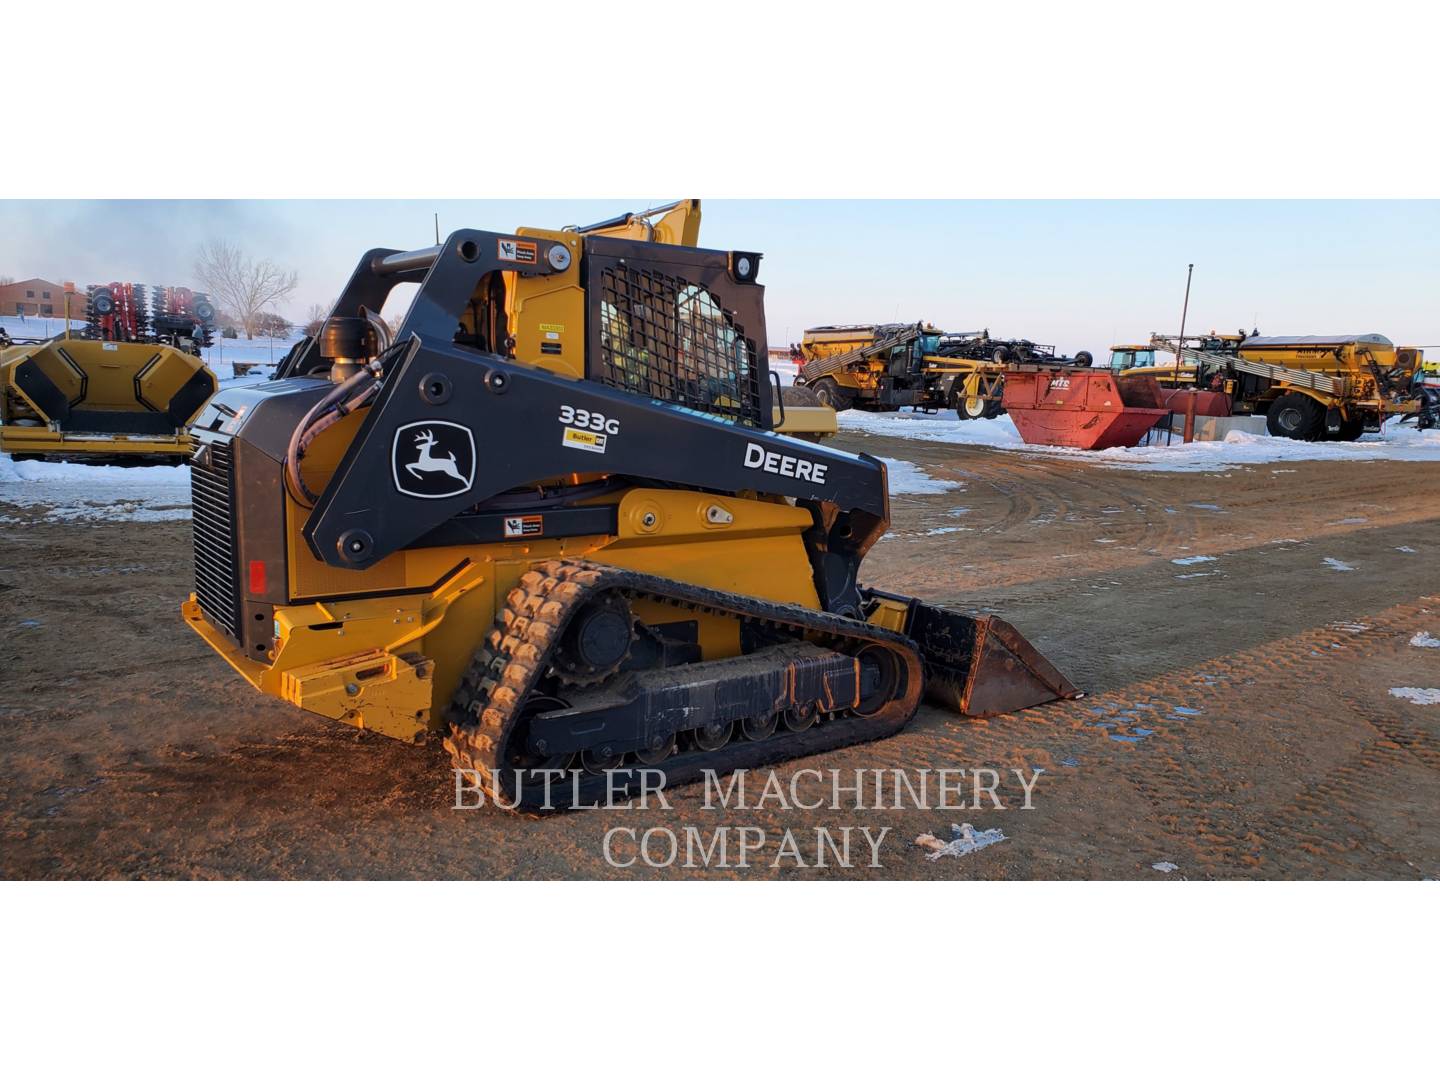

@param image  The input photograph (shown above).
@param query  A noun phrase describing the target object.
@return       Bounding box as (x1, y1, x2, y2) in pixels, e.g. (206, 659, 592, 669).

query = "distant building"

(0, 278, 79, 318)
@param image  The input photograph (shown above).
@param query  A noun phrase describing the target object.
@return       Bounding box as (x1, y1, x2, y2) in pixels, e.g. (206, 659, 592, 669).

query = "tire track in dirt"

(1021, 596, 1440, 878)
(849, 436, 1440, 596)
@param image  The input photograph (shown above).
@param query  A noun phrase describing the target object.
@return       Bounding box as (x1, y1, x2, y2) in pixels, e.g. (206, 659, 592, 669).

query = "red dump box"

(1002, 367, 1171, 450)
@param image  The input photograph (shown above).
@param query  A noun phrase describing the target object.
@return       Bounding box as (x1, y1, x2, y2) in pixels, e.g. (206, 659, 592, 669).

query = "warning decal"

(562, 427, 608, 454)
(497, 238, 538, 264)
(503, 514, 544, 539)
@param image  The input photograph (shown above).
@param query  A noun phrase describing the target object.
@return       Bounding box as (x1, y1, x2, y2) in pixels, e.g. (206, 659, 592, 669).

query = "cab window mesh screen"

(598, 265, 763, 426)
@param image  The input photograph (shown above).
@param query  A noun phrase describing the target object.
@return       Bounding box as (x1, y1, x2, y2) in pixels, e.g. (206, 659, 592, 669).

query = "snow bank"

(839, 409, 1025, 448)
(879, 457, 961, 495)
(0, 314, 79, 341)
(203, 332, 303, 381)
(0, 453, 190, 522)
(834, 408, 1440, 472)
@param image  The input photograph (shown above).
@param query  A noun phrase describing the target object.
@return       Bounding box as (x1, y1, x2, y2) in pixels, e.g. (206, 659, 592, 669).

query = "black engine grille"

(191, 437, 242, 641)
(597, 265, 763, 426)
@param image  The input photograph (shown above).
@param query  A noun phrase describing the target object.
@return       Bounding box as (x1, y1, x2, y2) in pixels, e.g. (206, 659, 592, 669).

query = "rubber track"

(443, 559, 925, 810)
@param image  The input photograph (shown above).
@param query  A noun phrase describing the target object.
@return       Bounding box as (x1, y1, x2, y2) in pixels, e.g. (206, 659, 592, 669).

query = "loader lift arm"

(298, 229, 895, 616)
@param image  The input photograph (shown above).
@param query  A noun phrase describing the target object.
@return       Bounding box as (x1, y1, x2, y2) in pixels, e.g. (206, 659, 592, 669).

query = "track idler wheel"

(782, 702, 817, 732)
(854, 644, 906, 717)
(508, 694, 575, 773)
(582, 747, 624, 774)
(741, 713, 778, 741)
(635, 733, 677, 765)
(691, 720, 734, 752)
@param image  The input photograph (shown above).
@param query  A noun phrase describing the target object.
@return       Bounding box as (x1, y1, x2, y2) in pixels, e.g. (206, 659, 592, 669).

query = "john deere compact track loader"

(182, 201, 1077, 809)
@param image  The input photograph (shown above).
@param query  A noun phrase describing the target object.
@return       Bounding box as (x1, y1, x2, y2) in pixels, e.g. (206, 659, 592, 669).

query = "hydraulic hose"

(282, 333, 412, 509)
(283, 363, 381, 508)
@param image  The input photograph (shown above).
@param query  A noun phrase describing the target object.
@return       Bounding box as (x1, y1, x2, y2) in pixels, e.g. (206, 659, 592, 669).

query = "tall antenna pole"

(434, 212, 440, 244)
(1175, 263, 1194, 388)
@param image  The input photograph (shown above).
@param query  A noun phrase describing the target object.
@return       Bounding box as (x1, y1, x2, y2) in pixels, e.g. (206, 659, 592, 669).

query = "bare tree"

(0, 275, 14, 286)
(304, 300, 333, 338)
(193, 240, 298, 339)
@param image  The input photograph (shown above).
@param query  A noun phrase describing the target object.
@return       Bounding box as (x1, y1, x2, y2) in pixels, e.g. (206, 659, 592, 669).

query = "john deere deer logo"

(391, 420, 476, 499)
(406, 429, 465, 483)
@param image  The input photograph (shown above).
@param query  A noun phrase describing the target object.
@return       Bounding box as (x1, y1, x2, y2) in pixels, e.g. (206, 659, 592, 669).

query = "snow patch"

(1323, 558, 1355, 572)
(1390, 687, 1440, 705)
(833, 408, 1440, 472)
(878, 457, 961, 495)
(1409, 632, 1440, 649)
(1151, 861, 1180, 873)
(1171, 555, 1217, 566)
(914, 823, 1007, 861)
(0, 453, 190, 522)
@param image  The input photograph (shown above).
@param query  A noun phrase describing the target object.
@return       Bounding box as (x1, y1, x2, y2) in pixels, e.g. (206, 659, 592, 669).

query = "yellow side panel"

(512, 227, 586, 380)
(255, 479, 821, 737)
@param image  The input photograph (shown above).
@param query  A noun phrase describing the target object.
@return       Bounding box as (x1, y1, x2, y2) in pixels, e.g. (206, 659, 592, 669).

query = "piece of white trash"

(1389, 688, 1440, 705)
(1409, 632, 1440, 649)
(1152, 861, 1180, 873)
(914, 823, 1007, 861)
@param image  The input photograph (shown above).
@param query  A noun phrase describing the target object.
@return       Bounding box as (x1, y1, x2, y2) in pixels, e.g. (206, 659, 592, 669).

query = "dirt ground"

(3, 433, 1438, 879)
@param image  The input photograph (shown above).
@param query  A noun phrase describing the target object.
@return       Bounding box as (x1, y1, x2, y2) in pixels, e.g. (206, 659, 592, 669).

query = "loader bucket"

(864, 589, 1081, 717)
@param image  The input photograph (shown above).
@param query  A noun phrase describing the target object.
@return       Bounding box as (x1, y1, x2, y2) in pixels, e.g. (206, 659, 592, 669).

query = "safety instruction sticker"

(539, 323, 565, 334)
(563, 427, 608, 454)
(497, 238, 538, 264)
(503, 514, 543, 538)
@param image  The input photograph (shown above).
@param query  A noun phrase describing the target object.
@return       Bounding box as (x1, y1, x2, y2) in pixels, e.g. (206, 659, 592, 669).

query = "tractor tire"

(810, 377, 852, 412)
(956, 392, 1005, 421)
(991, 346, 1013, 364)
(779, 385, 827, 442)
(779, 384, 823, 408)
(1266, 392, 1324, 441)
(957, 394, 988, 421)
(1333, 416, 1365, 442)
(1074, 350, 1094, 367)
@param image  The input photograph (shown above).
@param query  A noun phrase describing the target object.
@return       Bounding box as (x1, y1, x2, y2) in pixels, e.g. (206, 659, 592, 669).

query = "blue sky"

(2, 200, 1436, 355)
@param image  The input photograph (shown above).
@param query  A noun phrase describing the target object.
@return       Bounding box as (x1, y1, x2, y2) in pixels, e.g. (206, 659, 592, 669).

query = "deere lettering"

(743, 442, 828, 484)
